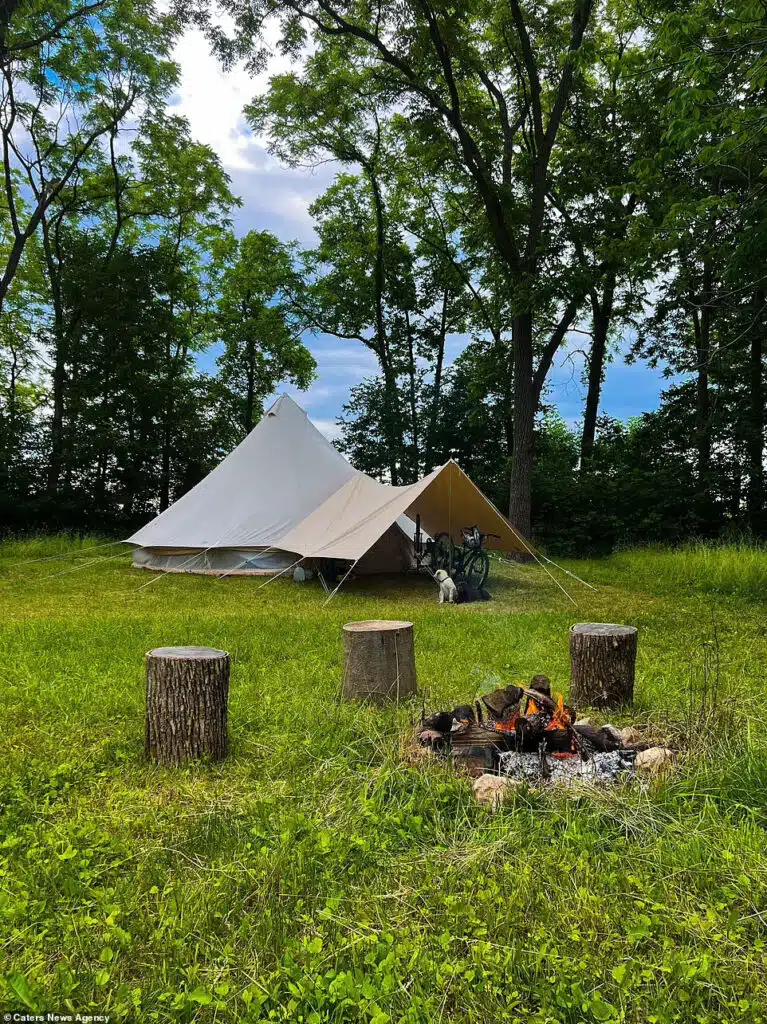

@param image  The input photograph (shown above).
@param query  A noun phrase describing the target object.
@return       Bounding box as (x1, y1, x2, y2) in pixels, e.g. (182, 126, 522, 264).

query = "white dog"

(434, 568, 458, 604)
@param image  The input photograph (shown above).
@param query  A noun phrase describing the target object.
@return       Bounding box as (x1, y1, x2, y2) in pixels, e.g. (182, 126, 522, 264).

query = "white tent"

(128, 395, 416, 574)
(128, 394, 530, 578)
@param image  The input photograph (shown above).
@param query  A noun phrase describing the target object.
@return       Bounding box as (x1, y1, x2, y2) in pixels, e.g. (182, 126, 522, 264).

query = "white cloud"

(168, 25, 340, 244)
(170, 28, 267, 171)
(311, 418, 343, 442)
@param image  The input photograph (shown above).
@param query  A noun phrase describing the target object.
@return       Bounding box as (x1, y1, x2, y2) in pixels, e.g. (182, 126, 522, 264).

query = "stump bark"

(569, 623, 638, 708)
(145, 646, 230, 764)
(342, 620, 417, 703)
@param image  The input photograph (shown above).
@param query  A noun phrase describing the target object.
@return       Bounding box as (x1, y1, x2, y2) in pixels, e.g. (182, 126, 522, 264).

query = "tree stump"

(342, 620, 417, 703)
(145, 646, 230, 764)
(569, 623, 638, 708)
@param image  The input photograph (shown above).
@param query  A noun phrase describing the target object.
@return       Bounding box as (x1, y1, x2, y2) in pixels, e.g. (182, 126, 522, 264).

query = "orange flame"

(493, 710, 519, 733)
(544, 693, 573, 732)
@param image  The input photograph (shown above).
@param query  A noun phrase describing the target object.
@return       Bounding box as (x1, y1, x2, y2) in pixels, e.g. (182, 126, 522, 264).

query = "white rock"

(635, 747, 674, 774)
(620, 726, 643, 746)
(472, 773, 521, 809)
(576, 717, 593, 728)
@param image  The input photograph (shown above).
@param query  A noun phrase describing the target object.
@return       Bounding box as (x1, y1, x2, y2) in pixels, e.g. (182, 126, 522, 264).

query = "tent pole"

(448, 462, 452, 540)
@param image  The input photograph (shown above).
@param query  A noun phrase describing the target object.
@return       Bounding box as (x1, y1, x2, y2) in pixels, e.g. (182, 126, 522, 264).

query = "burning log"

(569, 623, 638, 708)
(529, 675, 552, 699)
(481, 685, 523, 721)
(572, 722, 623, 753)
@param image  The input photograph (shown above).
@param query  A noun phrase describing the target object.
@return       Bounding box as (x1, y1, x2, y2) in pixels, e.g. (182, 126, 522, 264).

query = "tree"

(248, 57, 415, 480)
(215, 230, 316, 435)
(0, 0, 178, 309)
(632, 0, 767, 534)
(131, 115, 237, 510)
(190, 0, 602, 536)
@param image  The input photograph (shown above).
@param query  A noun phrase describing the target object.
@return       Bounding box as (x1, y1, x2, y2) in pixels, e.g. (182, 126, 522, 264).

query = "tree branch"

(3, 1, 109, 59)
(532, 293, 583, 400)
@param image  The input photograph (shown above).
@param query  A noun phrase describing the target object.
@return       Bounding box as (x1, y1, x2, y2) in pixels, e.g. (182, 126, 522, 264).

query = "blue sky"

(175, 27, 673, 441)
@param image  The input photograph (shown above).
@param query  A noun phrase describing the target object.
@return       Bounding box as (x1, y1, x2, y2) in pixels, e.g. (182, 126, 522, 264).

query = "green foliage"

(0, 0, 180, 302)
(1, 538, 767, 1020)
(215, 230, 316, 434)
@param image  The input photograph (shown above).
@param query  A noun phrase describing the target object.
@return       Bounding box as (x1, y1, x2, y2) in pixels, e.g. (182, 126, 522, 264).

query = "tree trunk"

(0, 0, 23, 54)
(425, 288, 449, 472)
(692, 259, 714, 528)
(366, 164, 402, 484)
(581, 282, 614, 464)
(509, 311, 535, 539)
(7, 343, 17, 431)
(41, 213, 68, 497)
(145, 646, 230, 764)
(747, 304, 764, 534)
(159, 412, 171, 511)
(159, 336, 173, 512)
(405, 309, 419, 479)
(569, 622, 638, 708)
(246, 343, 255, 434)
(342, 620, 417, 703)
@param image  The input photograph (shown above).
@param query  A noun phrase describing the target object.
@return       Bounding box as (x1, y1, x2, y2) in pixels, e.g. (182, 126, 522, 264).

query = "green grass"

(1, 538, 766, 1023)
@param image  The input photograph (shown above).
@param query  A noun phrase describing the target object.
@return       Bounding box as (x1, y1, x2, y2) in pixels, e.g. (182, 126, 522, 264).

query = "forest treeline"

(0, 0, 765, 552)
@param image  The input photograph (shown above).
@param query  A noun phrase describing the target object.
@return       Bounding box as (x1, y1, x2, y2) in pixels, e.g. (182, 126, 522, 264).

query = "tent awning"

(274, 460, 529, 563)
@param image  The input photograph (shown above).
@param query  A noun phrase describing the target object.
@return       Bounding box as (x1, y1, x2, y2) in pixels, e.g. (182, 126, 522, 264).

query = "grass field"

(1, 538, 766, 1023)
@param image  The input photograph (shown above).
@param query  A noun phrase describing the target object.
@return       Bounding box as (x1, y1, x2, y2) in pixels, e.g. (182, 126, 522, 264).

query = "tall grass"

(576, 541, 767, 602)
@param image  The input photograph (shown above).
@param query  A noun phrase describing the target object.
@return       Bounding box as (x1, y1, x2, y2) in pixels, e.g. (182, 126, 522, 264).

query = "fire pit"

(416, 675, 673, 790)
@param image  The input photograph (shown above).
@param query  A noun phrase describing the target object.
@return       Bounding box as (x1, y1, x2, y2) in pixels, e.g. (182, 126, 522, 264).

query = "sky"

(171, 26, 673, 442)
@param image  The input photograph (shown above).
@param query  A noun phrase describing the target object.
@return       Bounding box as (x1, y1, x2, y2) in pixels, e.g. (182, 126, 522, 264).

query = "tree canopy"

(0, 0, 764, 547)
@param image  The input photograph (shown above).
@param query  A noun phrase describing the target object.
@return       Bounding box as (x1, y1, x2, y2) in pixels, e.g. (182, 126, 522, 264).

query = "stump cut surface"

(147, 646, 228, 659)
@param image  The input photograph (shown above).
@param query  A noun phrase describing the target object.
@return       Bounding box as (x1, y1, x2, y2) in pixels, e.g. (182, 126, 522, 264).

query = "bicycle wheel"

(465, 549, 490, 589)
(432, 532, 454, 573)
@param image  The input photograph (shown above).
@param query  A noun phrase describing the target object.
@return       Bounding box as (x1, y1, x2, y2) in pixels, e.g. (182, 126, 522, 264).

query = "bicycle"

(429, 525, 498, 589)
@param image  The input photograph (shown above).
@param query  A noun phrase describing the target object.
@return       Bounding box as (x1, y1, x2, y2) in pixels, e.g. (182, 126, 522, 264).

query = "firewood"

(482, 687, 520, 719)
(530, 675, 552, 698)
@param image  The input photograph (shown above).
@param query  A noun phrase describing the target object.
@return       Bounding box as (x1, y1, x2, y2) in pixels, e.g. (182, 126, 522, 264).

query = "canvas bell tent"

(128, 395, 415, 574)
(127, 394, 531, 577)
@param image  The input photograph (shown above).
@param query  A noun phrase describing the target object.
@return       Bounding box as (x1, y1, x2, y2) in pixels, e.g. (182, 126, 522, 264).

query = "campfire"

(417, 674, 672, 789)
